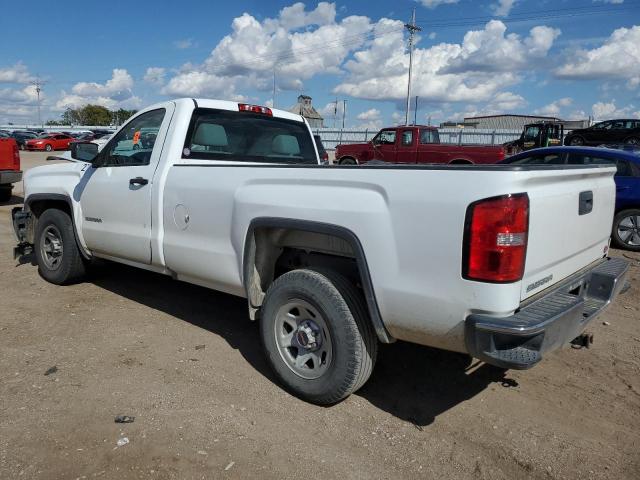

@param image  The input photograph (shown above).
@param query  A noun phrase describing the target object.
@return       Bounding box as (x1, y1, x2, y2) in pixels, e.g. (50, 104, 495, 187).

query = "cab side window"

(401, 130, 413, 146)
(99, 109, 165, 167)
(419, 129, 438, 144)
(374, 130, 396, 145)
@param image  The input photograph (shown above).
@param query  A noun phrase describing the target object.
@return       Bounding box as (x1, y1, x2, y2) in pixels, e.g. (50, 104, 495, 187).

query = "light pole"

(404, 8, 421, 126)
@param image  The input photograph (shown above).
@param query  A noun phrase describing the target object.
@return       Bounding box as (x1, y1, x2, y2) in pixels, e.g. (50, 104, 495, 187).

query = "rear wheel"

(612, 209, 640, 251)
(34, 209, 87, 284)
(624, 136, 640, 145)
(0, 186, 12, 202)
(260, 268, 377, 404)
(568, 136, 584, 146)
(339, 157, 357, 165)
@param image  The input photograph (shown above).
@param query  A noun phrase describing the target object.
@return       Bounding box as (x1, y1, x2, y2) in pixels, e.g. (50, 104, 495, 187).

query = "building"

(448, 114, 591, 131)
(288, 95, 324, 128)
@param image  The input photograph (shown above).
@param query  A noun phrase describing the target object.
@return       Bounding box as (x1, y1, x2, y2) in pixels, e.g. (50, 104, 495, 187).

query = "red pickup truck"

(0, 137, 22, 202)
(335, 125, 505, 165)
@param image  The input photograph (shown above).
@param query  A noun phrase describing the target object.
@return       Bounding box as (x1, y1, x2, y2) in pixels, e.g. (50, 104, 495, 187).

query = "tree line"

(46, 105, 138, 126)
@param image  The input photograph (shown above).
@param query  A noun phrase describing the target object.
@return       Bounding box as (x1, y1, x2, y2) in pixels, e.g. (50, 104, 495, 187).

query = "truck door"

(396, 129, 417, 163)
(77, 105, 174, 264)
(371, 129, 397, 162)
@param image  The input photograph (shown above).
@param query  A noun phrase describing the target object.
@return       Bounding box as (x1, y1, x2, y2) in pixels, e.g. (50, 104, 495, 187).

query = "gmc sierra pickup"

(0, 137, 21, 202)
(12, 98, 628, 404)
(334, 125, 505, 165)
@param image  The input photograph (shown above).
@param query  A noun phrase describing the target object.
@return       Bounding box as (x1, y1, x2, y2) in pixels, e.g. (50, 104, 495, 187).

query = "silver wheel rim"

(571, 137, 583, 145)
(273, 299, 333, 380)
(626, 138, 639, 145)
(41, 225, 64, 270)
(618, 215, 640, 246)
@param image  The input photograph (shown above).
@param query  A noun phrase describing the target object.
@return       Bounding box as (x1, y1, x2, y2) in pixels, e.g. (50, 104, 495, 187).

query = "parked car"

(25, 133, 75, 151)
(12, 98, 628, 404)
(335, 126, 505, 165)
(10, 130, 38, 150)
(0, 137, 21, 202)
(564, 119, 640, 146)
(501, 146, 640, 251)
(313, 134, 328, 162)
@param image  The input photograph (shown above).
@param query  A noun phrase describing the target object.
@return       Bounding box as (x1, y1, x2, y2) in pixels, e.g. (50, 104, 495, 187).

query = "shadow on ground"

(85, 261, 514, 425)
(1, 194, 24, 207)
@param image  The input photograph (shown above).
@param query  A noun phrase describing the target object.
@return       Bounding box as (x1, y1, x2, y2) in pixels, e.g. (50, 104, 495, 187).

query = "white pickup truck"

(12, 98, 629, 404)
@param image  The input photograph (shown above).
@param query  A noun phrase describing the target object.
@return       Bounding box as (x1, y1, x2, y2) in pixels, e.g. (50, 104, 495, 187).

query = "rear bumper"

(0, 170, 22, 185)
(465, 257, 629, 369)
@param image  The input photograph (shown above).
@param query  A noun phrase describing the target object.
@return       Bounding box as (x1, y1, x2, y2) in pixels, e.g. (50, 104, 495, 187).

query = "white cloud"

(56, 69, 141, 110)
(491, 0, 516, 17)
(489, 91, 527, 111)
(428, 32, 437, 40)
(174, 38, 196, 49)
(0, 63, 35, 84)
(335, 21, 559, 104)
(354, 108, 382, 130)
(594, 0, 624, 4)
(591, 100, 639, 119)
(533, 97, 572, 116)
(419, 0, 460, 8)
(163, 3, 378, 97)
(144, 67, 166, 86)
(0, 84, 41, 104)
(555, 25, 640, 87)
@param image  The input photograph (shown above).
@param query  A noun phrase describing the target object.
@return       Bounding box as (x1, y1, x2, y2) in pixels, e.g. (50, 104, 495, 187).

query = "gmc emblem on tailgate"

(526, 274, 553, 293)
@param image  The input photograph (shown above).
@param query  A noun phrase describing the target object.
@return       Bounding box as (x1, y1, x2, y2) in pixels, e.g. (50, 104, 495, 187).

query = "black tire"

(45, 144, 53, 152)
(34, 209, 87, 284)
(624, 136, 640, 145)
(611, 209, 640, 251)
(567, 136, 584, 146)
(0, 186, 12, 202)
(260, 268, 378, 404)
(339, 157, 357, 165)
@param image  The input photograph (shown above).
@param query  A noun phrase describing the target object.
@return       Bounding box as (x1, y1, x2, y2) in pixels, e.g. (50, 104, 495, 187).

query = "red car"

(0, 137, 21, 202)
(335, 126, 505, 165)
(25, 133, 75, 152)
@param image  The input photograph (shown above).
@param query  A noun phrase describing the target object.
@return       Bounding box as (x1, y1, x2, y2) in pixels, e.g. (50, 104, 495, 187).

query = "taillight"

(463, 193, 529, 283)
(238, 103, 272, 116)
(12, 141, 20, 170)
(321, 152, 329, 161)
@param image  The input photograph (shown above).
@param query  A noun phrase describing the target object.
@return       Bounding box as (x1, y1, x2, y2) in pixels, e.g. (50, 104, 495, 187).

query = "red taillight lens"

(238, 103, 273, 116)
(463, 193, 529, 283)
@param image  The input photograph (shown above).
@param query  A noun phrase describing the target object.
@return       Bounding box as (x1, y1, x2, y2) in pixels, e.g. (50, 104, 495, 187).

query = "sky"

(1, 0, 639, 128)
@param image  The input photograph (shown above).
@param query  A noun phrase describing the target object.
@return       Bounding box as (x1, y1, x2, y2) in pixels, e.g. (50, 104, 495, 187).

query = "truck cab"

(505, 122, 564, 155)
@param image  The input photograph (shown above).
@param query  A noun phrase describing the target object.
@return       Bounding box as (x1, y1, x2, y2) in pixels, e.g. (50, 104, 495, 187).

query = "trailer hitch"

(571, 332, 594, 349)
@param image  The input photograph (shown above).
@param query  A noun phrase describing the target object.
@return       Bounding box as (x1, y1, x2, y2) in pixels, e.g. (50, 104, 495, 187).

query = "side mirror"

(70, 141, 98, 162)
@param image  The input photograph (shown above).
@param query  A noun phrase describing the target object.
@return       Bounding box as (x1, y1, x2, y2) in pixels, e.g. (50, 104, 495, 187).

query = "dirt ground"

(1, 152, 639, 480)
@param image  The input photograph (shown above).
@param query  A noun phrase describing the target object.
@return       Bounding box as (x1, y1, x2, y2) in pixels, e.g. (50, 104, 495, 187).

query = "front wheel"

(260, 269, 378, 404)
(568, 136, 584, 146)
(612, 209, 640, 251)
(624, 137, 640, 145)
(34, 209, 87, 284)
(44, 144, 53, 152)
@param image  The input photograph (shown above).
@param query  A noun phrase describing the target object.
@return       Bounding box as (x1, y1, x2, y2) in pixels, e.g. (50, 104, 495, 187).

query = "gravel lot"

(1, 152, 639, 479)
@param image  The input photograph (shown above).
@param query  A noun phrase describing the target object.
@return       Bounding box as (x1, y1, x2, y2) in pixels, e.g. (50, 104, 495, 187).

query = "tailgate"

(520, 166, 616, 300)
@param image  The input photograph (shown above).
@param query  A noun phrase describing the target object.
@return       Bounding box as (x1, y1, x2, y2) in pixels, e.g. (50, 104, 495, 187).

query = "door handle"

(129, 177, 148, 186)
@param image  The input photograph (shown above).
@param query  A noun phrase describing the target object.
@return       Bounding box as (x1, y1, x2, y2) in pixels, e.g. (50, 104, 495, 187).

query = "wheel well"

(449, 159, 473, 165)
(243, 221, 392, 343)
(25, 199, 71, 244)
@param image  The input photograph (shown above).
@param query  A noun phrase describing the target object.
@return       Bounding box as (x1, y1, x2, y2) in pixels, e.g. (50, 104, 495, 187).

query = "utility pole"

(342, 100, 347, 129)
(333, 98, 338, 128)
(414, 96, 418, 125)
(404, 8, 421, 126)
(31, 76, 46, 127)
